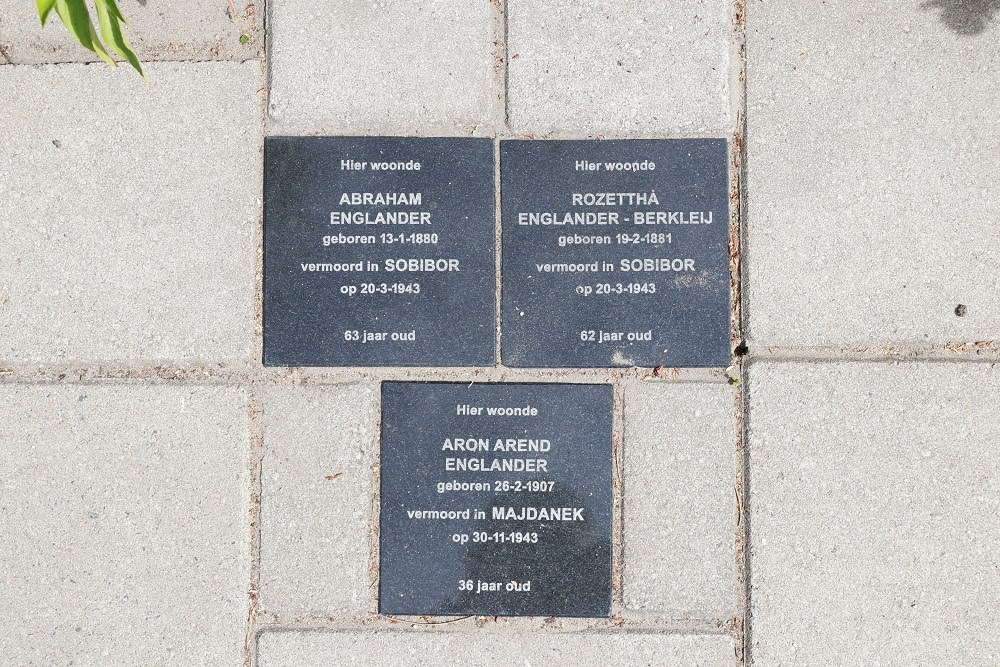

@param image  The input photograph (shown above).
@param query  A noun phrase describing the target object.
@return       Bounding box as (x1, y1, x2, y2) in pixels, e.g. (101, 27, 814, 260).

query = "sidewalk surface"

(0, 1, 997, 665)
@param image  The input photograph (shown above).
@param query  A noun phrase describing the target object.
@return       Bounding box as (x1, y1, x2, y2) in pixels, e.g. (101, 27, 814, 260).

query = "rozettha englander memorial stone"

(379, 382, 612, 617)
(501, 139, 730, 368)
(264, 137, 495, 366)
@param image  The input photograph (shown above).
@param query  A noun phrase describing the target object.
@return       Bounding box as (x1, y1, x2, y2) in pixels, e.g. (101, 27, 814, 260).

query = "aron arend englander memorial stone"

(501, 139, 731, 368)
(264, 137, 495, 366)
(379, 383, 613, 617)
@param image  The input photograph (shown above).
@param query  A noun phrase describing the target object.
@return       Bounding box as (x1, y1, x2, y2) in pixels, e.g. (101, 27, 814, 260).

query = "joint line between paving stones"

(0, 350, 991, 393)
(611, 381, 626, 612)
(494, 140, 504, 365)
(732, 376, 749, 657)
(500, 0, 511, 129)
(728, 98, 748, 666)
(252, 613, 736, 635)
(368, 387, 384, 618)
(748, 343, 1000, 363)
(0, 56, 265, 68)
(731, 0, 750, 663)
(0, 365, 738, 385)
(262, 0, 274, 138)
(254, 67, 267, 386)
(246, 4, 268, 663)
(263, 121, 737, 141)
(245, 381, 265, 667)
(737, 352, 756, 666)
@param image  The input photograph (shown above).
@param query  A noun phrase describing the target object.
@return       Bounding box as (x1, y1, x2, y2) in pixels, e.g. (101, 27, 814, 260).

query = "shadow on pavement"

(922, 0, 1000, 35)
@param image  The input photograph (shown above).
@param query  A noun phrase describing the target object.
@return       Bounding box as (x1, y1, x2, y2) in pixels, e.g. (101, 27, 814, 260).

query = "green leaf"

(37, 0, 57, 26)
(95, 0, 145, 80)
(104, 0, 128, 26)
(54, 0, 116, 67)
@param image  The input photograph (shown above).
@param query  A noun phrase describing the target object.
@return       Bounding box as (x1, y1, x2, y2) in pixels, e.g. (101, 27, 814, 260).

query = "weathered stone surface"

(624, 381, 737, 618)
(747, 0, 1000, 345)
(507, 0, 731, 134)
(0, 0, 261, 63)
(259, 383, 379, 614)
(0, 62, 260, 364)
(257, 630, 738, 666)
(0, 384, 250, 665)
(749, 361, 1000, 665)
(268, 0, 502, 134)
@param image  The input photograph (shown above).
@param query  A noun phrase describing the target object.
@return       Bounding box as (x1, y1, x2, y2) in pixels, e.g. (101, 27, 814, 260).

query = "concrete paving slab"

(0, 0, 261, 63)
(0, 384, 250, 666)
(746, 0, 1000, 346)
(0, 62, 261, 364)
(749, 361, 1000, 666)
(507, 0, 732, 135)
(268, 0, 502, 134)
(623, 382, 737, 618)
(259, 383, 379, 615)
(257, 629, 737, 666)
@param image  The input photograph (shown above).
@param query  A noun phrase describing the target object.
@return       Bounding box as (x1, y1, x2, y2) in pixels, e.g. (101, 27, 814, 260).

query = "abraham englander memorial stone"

(501, 139, 731, 368)
(379, 382, 613, 617)
(264, 137, 495, 366)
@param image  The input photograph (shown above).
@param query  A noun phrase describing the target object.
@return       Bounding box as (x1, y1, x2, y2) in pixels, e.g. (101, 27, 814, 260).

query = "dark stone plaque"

(379, 382, 612, 617)
(501, 139, 731, 368)
(264, 137, 495, 366)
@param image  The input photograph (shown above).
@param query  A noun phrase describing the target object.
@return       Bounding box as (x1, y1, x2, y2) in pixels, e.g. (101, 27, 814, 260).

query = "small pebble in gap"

(954, 304, 968, 317)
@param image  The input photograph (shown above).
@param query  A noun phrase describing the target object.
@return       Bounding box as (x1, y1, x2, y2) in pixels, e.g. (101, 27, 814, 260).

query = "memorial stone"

(501, 139, 731, 368)
(264, 137, 496, 366)
(379, 382, 613, 617)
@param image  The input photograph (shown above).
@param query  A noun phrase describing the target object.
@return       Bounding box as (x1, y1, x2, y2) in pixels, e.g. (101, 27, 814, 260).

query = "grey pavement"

(0, 0, 261, 63)
(0, 384, 250, 666)
(257, 630, 738, 666)
(1, 0, 997, 665)
(267, 0, 502, 135)
(0, 61, 261, 365)
(748, 361, 1000, 666)
(746, 0, 1000, 346)
(507, 0, 733, 135)
(623, 381, 738, 618)
(259, 383, 379, 615)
